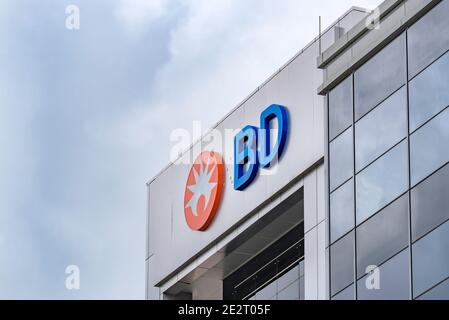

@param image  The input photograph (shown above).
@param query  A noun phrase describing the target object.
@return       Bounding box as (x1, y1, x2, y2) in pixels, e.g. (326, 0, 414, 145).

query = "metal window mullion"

(405, 28, 414, 301)
(352, 73, 358, 300)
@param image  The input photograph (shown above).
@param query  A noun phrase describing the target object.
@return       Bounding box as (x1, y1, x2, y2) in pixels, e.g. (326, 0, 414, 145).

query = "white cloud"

(116, 0, 170, 33)
(117, 0, 383, 173)
(0, 0, 384, 299)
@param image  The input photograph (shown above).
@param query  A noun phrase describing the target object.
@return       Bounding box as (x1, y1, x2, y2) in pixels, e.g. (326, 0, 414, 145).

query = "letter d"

(259, 104, 289, 168)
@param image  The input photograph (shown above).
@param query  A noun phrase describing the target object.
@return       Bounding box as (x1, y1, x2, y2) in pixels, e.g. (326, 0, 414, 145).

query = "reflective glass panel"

(356, 194, 409, 278)
(330, 127, 353, 191)
(408, 0, 449, 78)
(277, 280, 299, 300)
(409, 51, 449, 132)
(356, 141, 408, 224)
(410, 107, 449, 186)
(354, 33, 406, 120)
(413, 220, 449, 297)
(255, 281, 277, 300)
(411, 163, 449, 242)
(331, 284, 355, 300)
(418, 278, 449, 300)
(355, 86, 407, 172)
(330, 179, 354, 243)
(357, 249, 410, 300)
(330, 231, 354, 296)
(329, 76, 353, 140)
(277, 265, 299, 292)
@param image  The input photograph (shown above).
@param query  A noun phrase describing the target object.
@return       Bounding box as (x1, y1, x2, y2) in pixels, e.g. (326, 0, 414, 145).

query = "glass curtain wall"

(327, 0, 449, 300)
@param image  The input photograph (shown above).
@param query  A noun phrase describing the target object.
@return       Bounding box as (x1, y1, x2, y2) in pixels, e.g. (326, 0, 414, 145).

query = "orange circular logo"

(184, 151, 224, 231)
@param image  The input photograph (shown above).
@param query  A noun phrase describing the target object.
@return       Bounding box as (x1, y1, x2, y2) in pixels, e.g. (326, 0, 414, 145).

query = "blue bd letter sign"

(234, 104, 289, 191)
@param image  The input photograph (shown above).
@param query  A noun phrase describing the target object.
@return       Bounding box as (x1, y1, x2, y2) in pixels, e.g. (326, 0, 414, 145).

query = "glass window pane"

(330, 179, 354, 243)
(410, 107, 449, 186)
(357, 249, 410, 300)
(356, 140, 408, 224)
(330, 231, 354, 296)
(408, 0, 449, 79)
(411, 163, 449, 242)
(418, 278, 449, 300)
(355, 86, 407, 172)
(277, 265, 299, 292)
(354, 33, 406, 120)
(356, 193, 409, 279)
(330, 127, 353, 191)
(331, 284, 354, 300)
(329, 76, 353, 140)
(277, 279, 299, 300)
(413, 220, 449, 297)
(255, 281, 277, 300)
(409, 51, 449, 132)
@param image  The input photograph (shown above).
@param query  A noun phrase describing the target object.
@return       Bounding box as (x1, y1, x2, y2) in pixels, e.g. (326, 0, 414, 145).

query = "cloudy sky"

(0, 0, 382, 299)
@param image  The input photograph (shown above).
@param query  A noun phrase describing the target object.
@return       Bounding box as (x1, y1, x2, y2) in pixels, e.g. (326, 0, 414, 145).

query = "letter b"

(234, 126, 259, 191)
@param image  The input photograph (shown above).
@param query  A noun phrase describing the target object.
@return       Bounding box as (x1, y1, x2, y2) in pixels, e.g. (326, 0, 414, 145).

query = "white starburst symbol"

(186, 157, 217, 216)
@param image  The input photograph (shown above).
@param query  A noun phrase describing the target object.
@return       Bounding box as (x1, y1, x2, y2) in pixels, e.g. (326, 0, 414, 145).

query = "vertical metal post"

(319, 16, 322, 55)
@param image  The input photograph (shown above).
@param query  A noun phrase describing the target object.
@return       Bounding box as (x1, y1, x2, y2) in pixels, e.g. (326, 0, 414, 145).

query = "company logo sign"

(234, 104, 289, 191)
(184, 151, 225, 231)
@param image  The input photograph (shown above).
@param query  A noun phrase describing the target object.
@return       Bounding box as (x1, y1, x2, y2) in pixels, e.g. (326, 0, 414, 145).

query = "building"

(146, 0, 449, 300)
